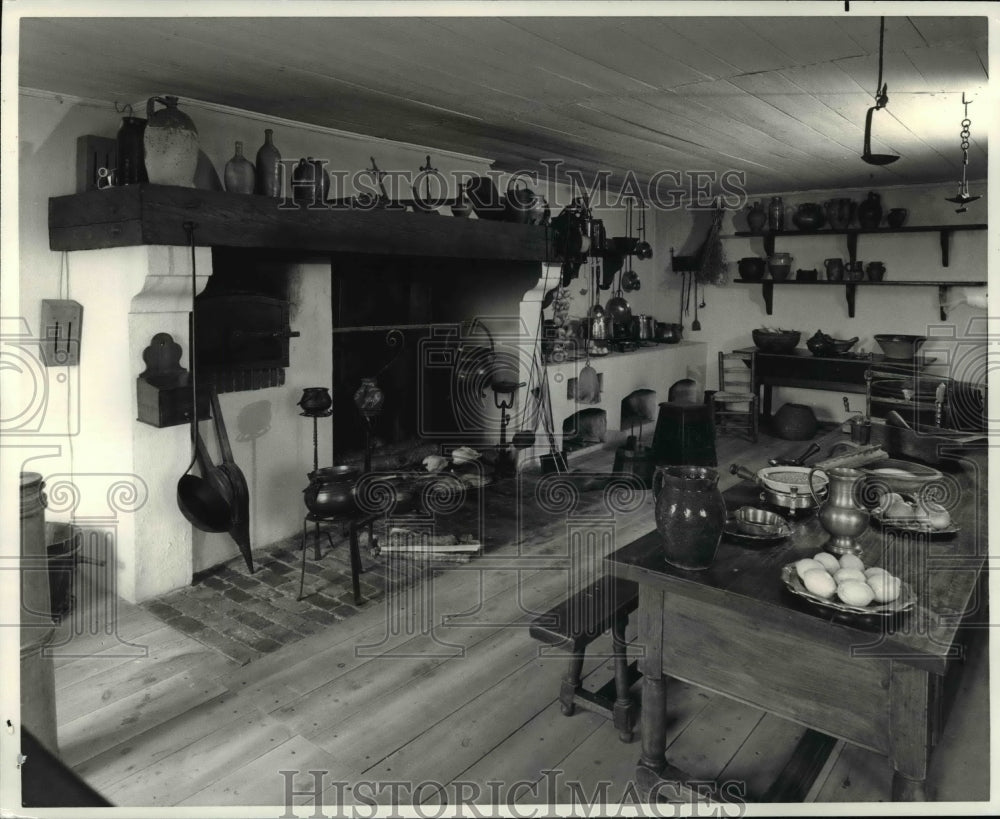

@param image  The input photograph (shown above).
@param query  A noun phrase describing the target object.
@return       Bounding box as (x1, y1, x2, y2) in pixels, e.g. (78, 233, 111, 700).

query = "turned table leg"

(889, 661, 931, 801)
(638, 589, 667, 773)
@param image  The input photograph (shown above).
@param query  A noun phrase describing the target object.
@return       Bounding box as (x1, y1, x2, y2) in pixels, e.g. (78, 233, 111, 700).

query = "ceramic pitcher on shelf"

(824, 258, 845, 282)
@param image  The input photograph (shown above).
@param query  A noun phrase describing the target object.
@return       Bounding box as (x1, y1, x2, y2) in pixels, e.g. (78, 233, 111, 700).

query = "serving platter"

(723, 518, 791, 547)
(780, 564, 916, 617)
(870, 510, 960, 538)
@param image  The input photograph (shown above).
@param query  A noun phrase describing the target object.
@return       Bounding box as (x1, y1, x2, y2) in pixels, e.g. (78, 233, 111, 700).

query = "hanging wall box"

(40, 299, 83, 366)
(136, 332, 210, 427)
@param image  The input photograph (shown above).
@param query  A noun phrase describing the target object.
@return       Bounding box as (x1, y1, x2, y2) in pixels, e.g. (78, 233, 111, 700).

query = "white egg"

(802, 569, 837, 599)
(813, 552, 841, 573)
(837, 580, 875, 607)
(834, 568, 867, 584)
(867, 573, 901, 603)
(795, 558, 826, 582)
(839, 553, 866, 572)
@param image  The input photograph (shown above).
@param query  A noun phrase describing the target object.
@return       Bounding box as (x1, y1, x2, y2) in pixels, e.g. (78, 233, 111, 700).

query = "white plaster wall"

(651, 181, 989, 423)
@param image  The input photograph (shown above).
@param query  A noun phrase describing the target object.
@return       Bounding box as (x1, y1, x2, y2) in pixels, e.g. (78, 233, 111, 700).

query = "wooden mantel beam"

(49, 184, 555, 262)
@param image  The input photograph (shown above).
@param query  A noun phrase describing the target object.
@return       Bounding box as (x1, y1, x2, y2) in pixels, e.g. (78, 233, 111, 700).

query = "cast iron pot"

(304, 465, 359, 517)
(738, 257, 766, 282)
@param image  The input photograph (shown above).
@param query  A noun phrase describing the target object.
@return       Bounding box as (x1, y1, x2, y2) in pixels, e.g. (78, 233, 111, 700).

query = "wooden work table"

(606, 444, 987, 803)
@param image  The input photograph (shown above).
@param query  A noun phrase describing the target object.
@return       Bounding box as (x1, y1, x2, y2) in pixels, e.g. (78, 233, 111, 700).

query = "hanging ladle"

(177, 221, 234, 534)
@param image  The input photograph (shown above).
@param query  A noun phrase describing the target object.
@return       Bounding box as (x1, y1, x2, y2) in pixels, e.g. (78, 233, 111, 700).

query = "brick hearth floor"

(138, 523, 430, 665)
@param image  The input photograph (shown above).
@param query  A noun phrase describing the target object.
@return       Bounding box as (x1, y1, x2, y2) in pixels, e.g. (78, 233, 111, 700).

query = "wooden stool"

(529, 575, 640, 742)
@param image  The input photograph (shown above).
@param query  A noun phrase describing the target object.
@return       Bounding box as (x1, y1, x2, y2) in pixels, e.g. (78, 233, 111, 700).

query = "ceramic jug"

(845, 261, 865, 281)
(652, 465, 727, 570)
(808, 466, 869, 557)
(857, 191, 883, 229)
(823, 258, 845, 281)
(144, 96, 199, 187)
(746, 200, 767, 233)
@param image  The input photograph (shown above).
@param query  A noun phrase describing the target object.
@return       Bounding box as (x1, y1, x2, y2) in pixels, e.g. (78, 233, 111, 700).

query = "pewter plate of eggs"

(781, 552, 916, 617)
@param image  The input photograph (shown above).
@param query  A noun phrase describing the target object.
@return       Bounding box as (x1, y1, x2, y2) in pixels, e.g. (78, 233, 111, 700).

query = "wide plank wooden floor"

(47, 430, 990, 810)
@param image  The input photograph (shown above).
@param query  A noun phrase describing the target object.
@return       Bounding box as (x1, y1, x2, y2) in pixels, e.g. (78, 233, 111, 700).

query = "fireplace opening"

(194, 249, 297, 394)
(562, 408, 608, 452)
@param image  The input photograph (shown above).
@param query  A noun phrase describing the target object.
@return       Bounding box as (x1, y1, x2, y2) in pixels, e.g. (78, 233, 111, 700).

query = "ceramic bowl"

(752, 329, 800, 353)
(874, 334, 926, 360)
(738, 257, 766, 281)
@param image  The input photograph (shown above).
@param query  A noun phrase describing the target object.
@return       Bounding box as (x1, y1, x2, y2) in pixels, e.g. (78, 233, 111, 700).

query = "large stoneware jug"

(144, 96, 199, 187)
(652, 465, 726, 570)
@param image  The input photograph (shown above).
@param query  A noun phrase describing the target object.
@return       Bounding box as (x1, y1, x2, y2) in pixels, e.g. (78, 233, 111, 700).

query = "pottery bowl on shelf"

(752, 328, 801, 354)
(806, 331, 858, 356)
(737, 257, 766, 282)
(874, 334, 926, 360)
(768, 265, 792, 282)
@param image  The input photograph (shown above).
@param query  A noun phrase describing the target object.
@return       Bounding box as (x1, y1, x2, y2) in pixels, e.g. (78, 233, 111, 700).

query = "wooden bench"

(529, 575, 640, 742)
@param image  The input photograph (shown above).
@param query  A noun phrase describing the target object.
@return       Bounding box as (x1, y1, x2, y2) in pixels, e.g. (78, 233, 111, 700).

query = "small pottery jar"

(292, 157, 330, 207)
(254, 129, 282, 197)
(824, 258, 845, 281)
(866, 261, 886, 282)
(116, 115, 148, 185)
(144, 96, 199, 187)
(824, 198, 855, 230)
(767, 196, 785, 231)
(791, 203, 826, 231)
(224, 141, 256, 194)
(746, 200, 767, 233)
(886, 208, 908, 228)
(768, 252, 792, 281)
(845, 261, 865, 281)
(857, 191, 883, 229)
(652, 465, 727, 571)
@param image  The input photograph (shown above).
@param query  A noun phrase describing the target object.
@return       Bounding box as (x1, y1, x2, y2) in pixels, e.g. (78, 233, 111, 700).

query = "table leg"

(762, 383, 773, 418)
(889, 660, 931, 801)
(347, 522, 365, 604)
(638, 589, 666, 773)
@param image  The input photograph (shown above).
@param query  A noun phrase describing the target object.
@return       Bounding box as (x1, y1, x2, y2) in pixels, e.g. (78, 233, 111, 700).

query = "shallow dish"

(734, 506, 788, 536)
(874, 334, 926, 360)
(863, 459, 943, 495)
(723, 518, 790, 546)
(870, 510, 960, 538)
(780, 564, 916, 617)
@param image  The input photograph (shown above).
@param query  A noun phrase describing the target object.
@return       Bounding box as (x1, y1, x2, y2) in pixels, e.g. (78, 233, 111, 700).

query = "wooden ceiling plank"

(425, 17, 656, 97)
(739, 17, 861, 66)
(602, 18, 739, 82)
(663, 18, 803, 75)
(505, 17, 712, 89)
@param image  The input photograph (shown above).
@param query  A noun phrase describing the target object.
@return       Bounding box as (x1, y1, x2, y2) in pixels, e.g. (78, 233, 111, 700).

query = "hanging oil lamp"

(861, 17, 900, 166)
(945, 93, 981, 213)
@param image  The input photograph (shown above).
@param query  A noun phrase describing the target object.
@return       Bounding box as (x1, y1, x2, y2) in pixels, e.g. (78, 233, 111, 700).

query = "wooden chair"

(712, 351, 758, 442)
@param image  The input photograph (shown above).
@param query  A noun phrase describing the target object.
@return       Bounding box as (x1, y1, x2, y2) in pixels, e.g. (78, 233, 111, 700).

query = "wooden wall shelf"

(48, 184, 555, 261)
(729, 223, 987, 267)
(734, 279, 987, 319)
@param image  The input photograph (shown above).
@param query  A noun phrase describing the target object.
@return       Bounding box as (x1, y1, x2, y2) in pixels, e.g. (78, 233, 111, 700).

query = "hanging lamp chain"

(874, 16, 889, 109)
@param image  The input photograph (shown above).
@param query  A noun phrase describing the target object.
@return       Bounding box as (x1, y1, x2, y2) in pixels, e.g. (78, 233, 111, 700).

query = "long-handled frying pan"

(210, 389, 254, 573)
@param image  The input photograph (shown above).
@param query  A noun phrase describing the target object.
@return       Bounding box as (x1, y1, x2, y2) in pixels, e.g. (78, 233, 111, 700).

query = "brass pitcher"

(808, 466, 869, 557)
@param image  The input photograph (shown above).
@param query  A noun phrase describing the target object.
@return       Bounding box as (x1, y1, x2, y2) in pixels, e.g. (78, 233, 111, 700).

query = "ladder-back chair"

(712, 351, 758, 442)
